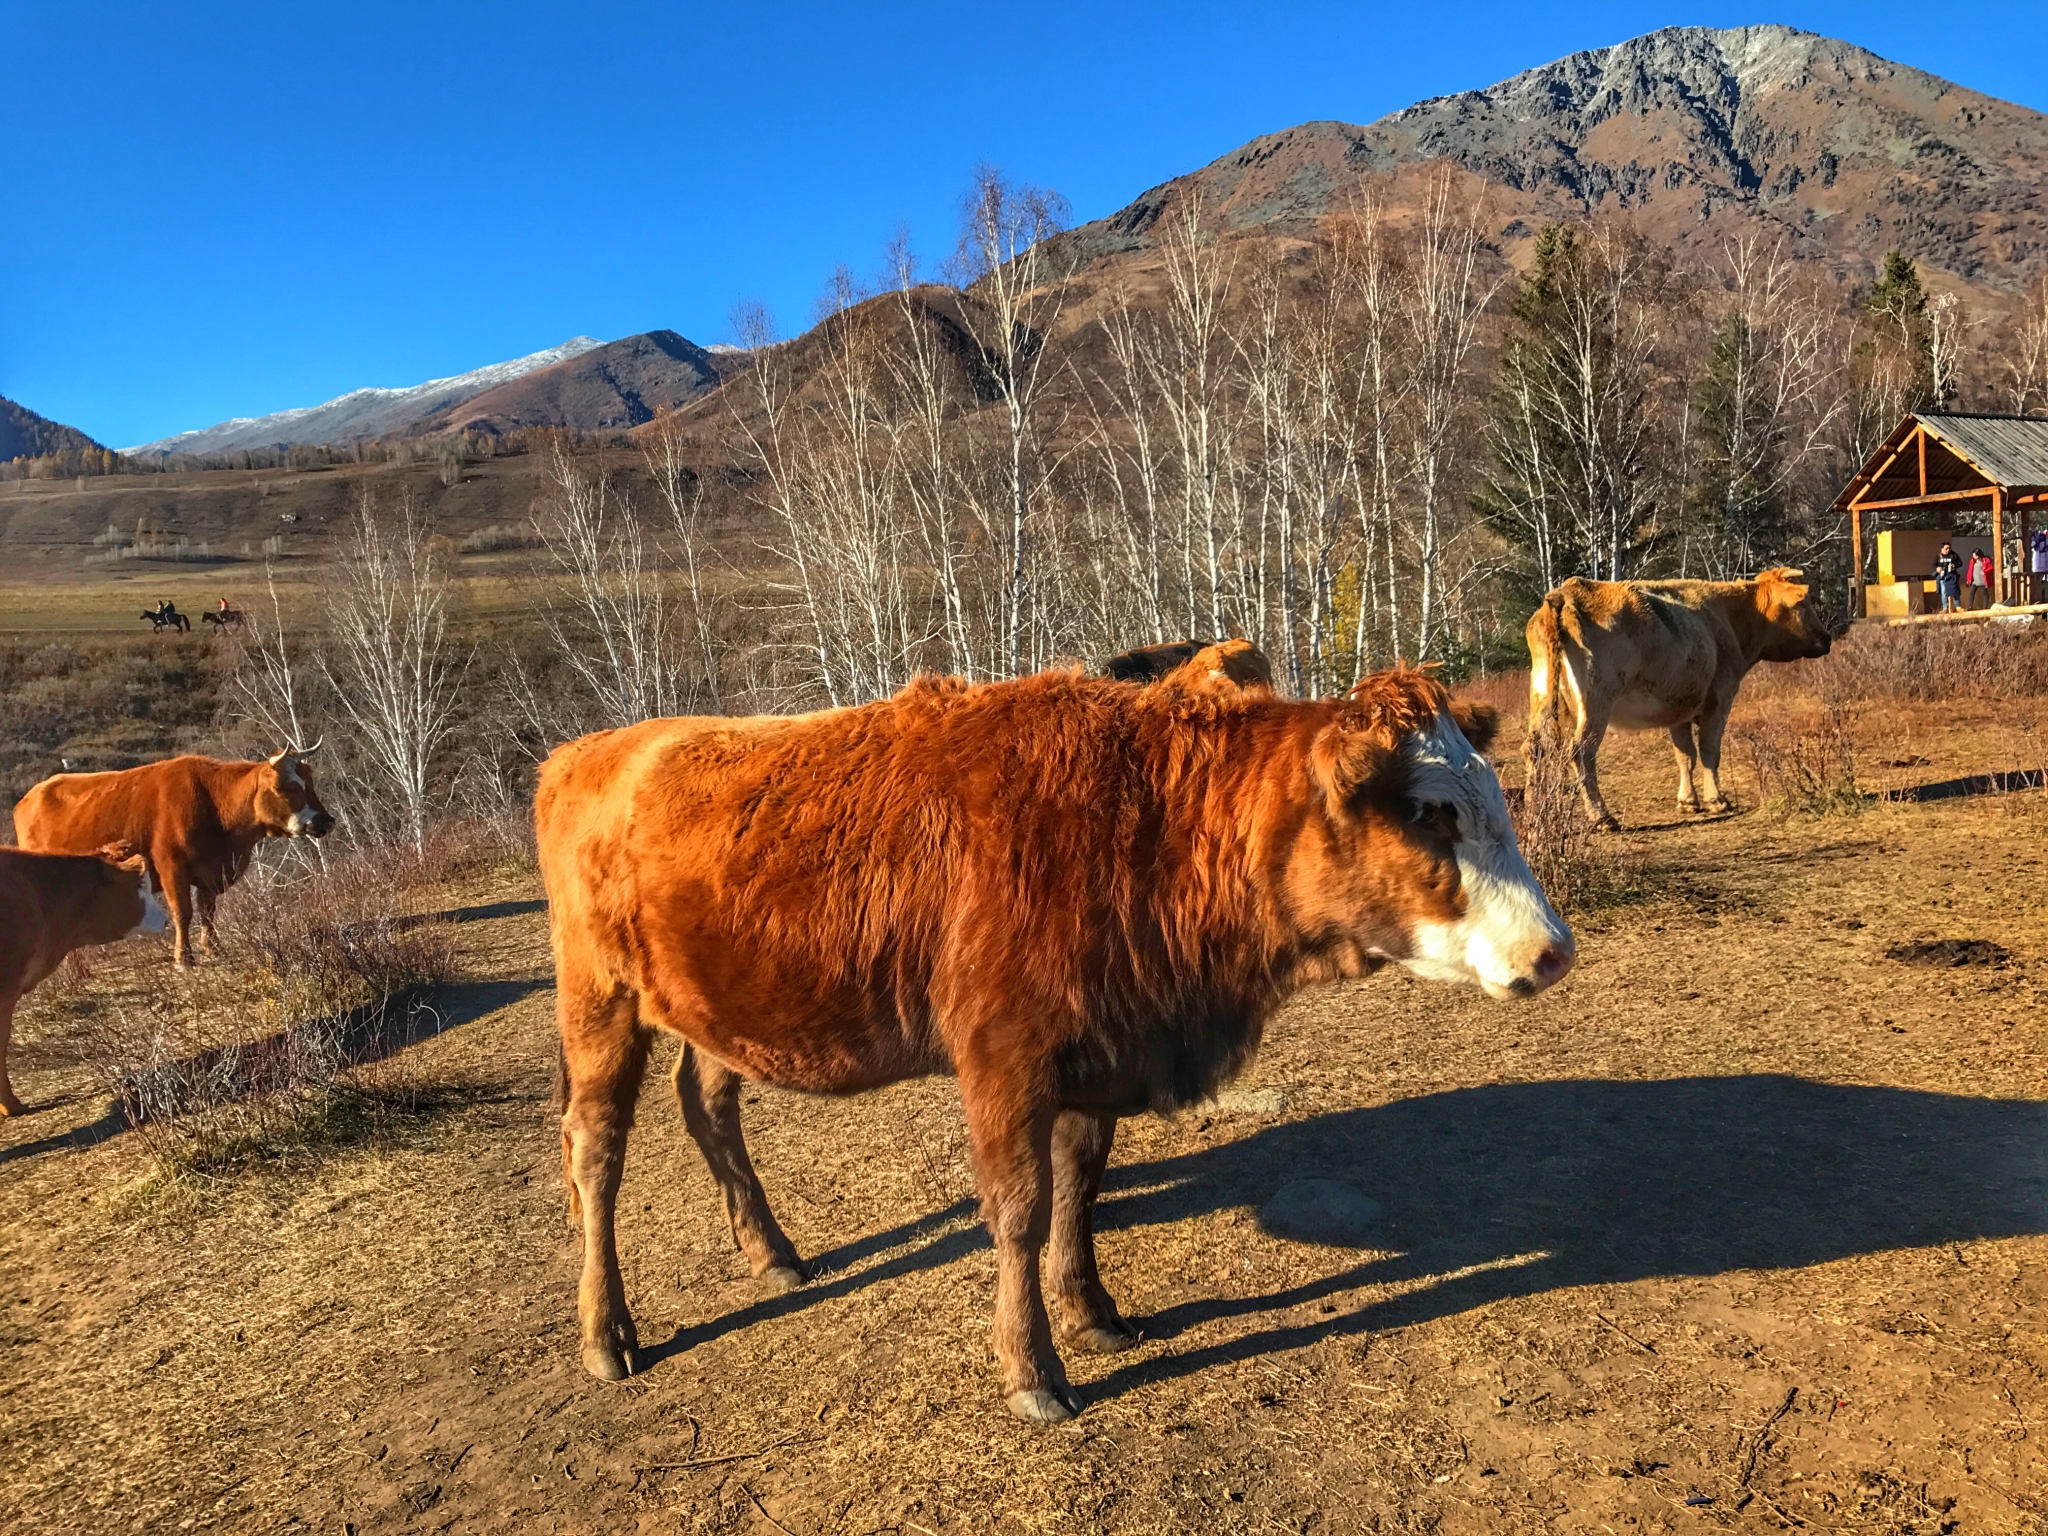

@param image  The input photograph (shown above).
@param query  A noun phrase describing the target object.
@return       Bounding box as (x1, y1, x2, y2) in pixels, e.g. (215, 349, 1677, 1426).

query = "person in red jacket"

(1965, 548, 1994, 610)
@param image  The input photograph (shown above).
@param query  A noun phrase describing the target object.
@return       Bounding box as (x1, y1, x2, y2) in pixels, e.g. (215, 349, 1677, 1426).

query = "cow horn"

(1779, 567, 1804, 581)
(296, 737, 323, 758)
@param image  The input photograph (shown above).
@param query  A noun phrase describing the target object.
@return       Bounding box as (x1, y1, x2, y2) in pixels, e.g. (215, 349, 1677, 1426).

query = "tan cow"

(537, 666, 1574, 1424)
(1525, 569, 1834, 829)
(14, 746, 334, 967)
(0, 846, 168, 1114)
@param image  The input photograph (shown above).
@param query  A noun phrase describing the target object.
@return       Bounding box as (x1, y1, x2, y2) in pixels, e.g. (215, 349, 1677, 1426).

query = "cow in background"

(1526, 569, 1834, 829)
(0, 846, 168, 1114)
(537, 666, 1572, 1423)
(14, 746, 334, 968)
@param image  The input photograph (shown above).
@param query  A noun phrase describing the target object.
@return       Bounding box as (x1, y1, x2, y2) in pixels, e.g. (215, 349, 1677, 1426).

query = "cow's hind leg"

(1049, 1110, 1137, 1354)
(962, 1076, 1075, 1423)
(1572, 700, 1623, 832)
(559, 977, 651, 1381)
(1669, 724, 1703, 813)
(672, 1043, 803, 1293)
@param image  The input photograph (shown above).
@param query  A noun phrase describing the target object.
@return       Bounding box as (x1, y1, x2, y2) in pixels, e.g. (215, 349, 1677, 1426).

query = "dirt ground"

(5, 696, 2048, 1535)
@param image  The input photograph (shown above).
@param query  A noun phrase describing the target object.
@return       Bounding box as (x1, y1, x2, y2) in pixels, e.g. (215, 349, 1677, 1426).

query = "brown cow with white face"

(1526, 569, 1834, 829)
(14, 746, 334, 968)
(0, 845, 168, 1114)
(537, 666, 1573, 1424)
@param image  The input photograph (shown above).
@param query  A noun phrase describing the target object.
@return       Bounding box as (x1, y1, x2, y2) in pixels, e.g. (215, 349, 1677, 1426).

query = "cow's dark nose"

(309, 812, 335, 838)
(1530, 944, 1575, 989)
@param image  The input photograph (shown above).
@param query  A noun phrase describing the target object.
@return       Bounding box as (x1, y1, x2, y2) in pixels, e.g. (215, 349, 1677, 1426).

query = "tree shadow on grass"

(636, 1075, 2048, 1400)
(0, 978, 550, 1166)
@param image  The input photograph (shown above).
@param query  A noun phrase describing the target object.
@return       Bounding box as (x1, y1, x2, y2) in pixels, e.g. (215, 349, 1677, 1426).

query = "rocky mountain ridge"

(1063, 25, 2048, 299)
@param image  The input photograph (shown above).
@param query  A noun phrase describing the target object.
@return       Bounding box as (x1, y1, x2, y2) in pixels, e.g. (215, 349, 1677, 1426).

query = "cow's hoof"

(581, 1339, 636, 1381)
(1063, 1321, 1141, 1355)
(0, 1096, 23, 1118)
(1592, 816, 1623, 834)
(1006, 1386, 1081, 1424)
(758, 1264, 805, 1295)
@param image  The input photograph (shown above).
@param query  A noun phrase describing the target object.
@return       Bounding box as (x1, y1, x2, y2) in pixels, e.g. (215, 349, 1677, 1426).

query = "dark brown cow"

(0, 845, 167, 1114)
(14, 746, 334, 968)
(537, 667, 1573, 1423)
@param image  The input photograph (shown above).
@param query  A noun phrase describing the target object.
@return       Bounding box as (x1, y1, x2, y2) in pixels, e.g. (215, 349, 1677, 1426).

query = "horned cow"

(14, 746, 334, 968)
(0, 846, 167, 1115)
(1526, 568, 1833, 829)
(536, 665, 1574, 1424)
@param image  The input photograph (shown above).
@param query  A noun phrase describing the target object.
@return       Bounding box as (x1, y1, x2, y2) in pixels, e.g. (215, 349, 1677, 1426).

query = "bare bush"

(73, 846, 458, 1182)
(1734, 702, 1863, 815)
(1510, 743, 1623, 914)
(1756, 620, 2048, 705)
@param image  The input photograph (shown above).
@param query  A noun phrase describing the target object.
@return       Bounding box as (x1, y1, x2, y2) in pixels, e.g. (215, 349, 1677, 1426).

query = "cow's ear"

(1450, 699, 1500, 755)
(93, 841, 148, 875)
(1311, 710, 1403, 817)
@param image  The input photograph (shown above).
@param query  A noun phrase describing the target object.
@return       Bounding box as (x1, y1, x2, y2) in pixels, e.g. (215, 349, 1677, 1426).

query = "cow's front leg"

(962, 1080, 1075, 1423)
(156, 862, 196, 969)
(558, 978, 651, 1381)
(673, 1043, 803, 1292)
(193, 886, 220, 958)
(1668, 724, 1703, 812)
(1048, 1110, 1137, 1354)
(0, 989, 24, 1115)
(1695, 702, 1734, 813)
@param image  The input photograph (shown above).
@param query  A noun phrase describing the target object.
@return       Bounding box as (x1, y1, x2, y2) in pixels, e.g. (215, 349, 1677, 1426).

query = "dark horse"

(201, 606, 244, 632)
(140, 603, 190, 633)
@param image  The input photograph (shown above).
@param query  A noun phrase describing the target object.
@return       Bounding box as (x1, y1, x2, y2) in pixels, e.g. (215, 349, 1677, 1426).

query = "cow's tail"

(1525, 590, 1574, 765)
(550, 1036, 569, 1116)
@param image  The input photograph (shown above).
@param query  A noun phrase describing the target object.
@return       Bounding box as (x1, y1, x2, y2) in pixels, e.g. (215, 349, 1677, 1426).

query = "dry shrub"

(1733, 702, 1863, 816)
(1754, 618, 2048, 705)
(77, 844, 457, 1182)
(1511, 740, 1626, 914)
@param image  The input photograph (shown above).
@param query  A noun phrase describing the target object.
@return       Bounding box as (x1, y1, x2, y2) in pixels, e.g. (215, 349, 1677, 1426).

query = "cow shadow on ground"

(645, 1075, 2048, 1401)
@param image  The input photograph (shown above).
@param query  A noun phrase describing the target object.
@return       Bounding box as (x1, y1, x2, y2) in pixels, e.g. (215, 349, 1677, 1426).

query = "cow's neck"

(194, 758, 272, 855)
(1711, 585, 1783, 669)
(1141, 703, 1326, 1011)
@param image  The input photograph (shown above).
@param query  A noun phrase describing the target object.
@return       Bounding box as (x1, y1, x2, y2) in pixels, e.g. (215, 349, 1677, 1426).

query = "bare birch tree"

(322, 486, 468, 854)
(953, 166, 1070, 676)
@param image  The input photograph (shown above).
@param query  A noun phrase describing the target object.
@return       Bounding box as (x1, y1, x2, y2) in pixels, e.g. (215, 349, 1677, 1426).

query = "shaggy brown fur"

(536, 666, 1549, 1423)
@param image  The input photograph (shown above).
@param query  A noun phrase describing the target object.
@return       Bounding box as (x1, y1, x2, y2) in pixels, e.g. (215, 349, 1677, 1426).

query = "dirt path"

(5, 719, 2048, 1534)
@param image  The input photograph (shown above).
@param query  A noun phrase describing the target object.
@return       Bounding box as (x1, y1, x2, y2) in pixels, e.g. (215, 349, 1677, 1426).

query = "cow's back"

(1543, 579, 1728, 725)
(15, 760, 207, 857)
(537, 677, 1184, 1084)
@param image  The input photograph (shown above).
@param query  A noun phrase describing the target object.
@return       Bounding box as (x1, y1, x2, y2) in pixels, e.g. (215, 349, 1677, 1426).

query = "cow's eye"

(1412, 800, 1460, 841)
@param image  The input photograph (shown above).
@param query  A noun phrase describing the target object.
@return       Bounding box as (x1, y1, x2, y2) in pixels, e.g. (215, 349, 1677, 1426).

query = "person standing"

(2031, 528, 2048, 604)
(1933, 541, 1963, 613)
(1965, 547, 1994, 610)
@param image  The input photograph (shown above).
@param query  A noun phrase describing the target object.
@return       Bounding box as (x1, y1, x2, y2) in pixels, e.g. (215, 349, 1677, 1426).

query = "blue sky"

(4, 2, 2044, 449)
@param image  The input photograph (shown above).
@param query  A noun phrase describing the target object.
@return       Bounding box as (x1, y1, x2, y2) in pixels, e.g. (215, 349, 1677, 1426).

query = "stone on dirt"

(1257, 1179, 1381, 1245)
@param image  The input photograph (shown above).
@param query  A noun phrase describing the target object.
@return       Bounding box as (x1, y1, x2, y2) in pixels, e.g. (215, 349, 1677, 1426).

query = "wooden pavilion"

(1835, 412, 2048, 618)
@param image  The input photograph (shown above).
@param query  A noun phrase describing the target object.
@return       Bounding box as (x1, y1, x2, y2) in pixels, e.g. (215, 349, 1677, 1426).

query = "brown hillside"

(1061, 25, 2048, 305)
(1, 397, 103, 462)
(425, 330, 727, 436)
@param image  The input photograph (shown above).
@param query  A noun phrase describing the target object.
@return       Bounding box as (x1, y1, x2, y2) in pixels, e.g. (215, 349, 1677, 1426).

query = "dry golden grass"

(3, 682, 2047, 1534)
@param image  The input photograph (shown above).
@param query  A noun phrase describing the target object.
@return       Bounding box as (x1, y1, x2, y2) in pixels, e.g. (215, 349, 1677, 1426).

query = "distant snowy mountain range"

(121, 336, 605, 457)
